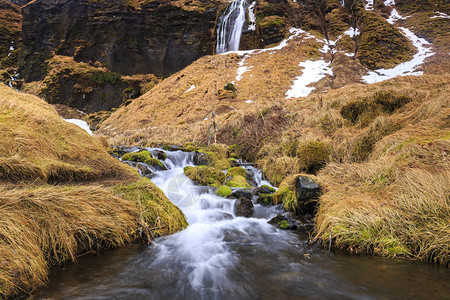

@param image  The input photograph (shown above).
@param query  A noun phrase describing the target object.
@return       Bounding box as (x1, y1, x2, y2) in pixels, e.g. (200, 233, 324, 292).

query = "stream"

(34, 149, 450, 299)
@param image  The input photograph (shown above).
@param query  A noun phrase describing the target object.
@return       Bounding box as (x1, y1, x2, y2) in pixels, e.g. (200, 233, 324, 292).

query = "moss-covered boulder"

(121, 150, 166, 171)
(257, 193, 274, 206)
(226, 166, 247, 177)
(273, 174, 322, 215)
(183, 166, 225, 187)
(226, 175, 253, 188)
(197, 144, 231, 169)
(114, 178, 188, 237)
(215, 185, 232, 197)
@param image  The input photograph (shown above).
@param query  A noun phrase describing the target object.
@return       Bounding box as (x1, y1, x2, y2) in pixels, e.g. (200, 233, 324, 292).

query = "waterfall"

(216, 0, 248, 53)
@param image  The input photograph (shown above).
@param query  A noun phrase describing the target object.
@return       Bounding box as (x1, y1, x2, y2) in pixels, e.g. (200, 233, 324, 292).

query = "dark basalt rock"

(231, 189, 253, 201)
(295, 176, 322, 215)
(268, 213, 314, 232)
(268, 215, 297, 230)
(193, 152, 210, 166)
(234, 197, 254, 218)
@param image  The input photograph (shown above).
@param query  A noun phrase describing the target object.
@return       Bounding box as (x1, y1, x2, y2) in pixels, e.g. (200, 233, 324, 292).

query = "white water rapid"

(216, 0, 248, 53)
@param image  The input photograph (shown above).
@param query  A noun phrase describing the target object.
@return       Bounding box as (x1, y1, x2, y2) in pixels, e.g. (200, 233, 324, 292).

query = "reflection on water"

(34, 150, 450, 299)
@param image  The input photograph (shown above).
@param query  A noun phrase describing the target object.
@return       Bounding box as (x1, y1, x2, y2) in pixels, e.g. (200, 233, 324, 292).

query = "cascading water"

(34, 148, 450, 299)
(216, 0, 248, 53)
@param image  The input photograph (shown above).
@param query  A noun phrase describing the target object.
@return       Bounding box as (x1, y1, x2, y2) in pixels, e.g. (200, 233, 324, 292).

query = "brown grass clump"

(315, 162, 450, 265)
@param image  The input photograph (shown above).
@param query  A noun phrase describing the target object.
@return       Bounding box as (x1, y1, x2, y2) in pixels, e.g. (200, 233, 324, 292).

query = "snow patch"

(245, 100, 254, 103)
(362, 27, 434, 83)
(285, 60, 333, 98)
(185, 85, 196, 93)
(365, 0, 373, 10)
(64, 119, 93, 135)
(431, 12, 450, 19)
(344, 27, 360, 38)
(384, 0, 395, 6)
(387, 9, 405, 24)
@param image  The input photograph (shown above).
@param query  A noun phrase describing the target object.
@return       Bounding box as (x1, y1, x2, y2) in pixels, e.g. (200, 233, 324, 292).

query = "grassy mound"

(0, 84, 187, 297)
(226, 167, 246, 177)
(184, 166, 226, 187)
(216, 185, 232, 197)
(121, 150, 165, 169)
(225, 175, 252, 188)
(0, 84, 134, 184)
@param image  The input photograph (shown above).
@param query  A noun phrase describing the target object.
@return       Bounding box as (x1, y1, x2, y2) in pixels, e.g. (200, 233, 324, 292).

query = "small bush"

(224, 82, 236, 92)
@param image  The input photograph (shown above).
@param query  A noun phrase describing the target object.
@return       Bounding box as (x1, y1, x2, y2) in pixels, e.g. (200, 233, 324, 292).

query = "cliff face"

(0, 0, 21, 68)
(20, 0, 218, 82)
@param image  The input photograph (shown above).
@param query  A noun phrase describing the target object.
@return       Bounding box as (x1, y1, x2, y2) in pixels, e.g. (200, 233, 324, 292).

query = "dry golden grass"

(0, 83, 136, 183)
(0, 85, 188, 297)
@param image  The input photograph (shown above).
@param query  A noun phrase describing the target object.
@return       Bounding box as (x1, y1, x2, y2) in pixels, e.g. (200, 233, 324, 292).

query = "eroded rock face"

(19, 0, 218, 81)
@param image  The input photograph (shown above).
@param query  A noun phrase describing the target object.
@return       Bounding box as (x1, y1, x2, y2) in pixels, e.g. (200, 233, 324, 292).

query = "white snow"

(362, 27, 434, 83)
(387, 9, 405, 24)
(384, 0, 395, 6)
(344, 27, 360, 38)
(64, 119, 93, 135)
(285, 60, 333, 98)
(248, 1, 256, 31)
(430, 12, 450, 19)
(365, 0, 373, 10)
(184, 85, 196, 93)
(236, 56, 252, 81)
(245, 100, 254, 103)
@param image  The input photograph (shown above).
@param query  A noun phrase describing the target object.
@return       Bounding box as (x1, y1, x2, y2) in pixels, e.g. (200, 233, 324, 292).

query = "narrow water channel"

(34, 149, 450, 300)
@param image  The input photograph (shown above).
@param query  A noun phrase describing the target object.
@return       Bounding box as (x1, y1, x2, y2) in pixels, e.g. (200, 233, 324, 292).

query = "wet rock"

(234, 198, 254, 218)
(231, 189, 253, 201)
(255, 185, 276, 195)
(295, 176, 322, 215)
(135, 163, 153, 177)
(268, 215, 297, 230)
(256, 193, 274, 206)
(152, 149, 168, 161)
(193, 151, 210, 166)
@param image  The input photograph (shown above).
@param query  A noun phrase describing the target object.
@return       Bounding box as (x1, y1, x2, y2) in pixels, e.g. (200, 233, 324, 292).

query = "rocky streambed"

(34, 147, 450, 299)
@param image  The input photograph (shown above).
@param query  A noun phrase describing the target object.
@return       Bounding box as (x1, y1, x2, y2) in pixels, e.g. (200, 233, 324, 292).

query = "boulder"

(193, 151, 210, 166)
(234, 197, 254, 218)
(231, 189, 253, 201)
(295, 176, 321, 215)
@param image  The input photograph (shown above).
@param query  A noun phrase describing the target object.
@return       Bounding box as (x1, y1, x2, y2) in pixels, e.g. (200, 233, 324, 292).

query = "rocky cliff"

(19, 0, 219, 82)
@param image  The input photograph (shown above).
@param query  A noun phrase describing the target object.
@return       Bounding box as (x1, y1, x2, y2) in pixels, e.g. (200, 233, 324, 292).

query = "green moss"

(261, 185, 276, 193)
(198, 144, 231, 170)
(216, 185, 232, 197)
(278, 220, 290, 229)
(114, 178, 188, 236)
(224, 82, 236, 92)
(226, 167, 247, 177)
(259, 16, 286, 29)
(90, 71, 121, 84)
(258, 193, 274, 206)
(273, 186, 297, 213)
(184, 166, 226, 187)
(121, 150, 164, 169)
(225, 175, 252, 188)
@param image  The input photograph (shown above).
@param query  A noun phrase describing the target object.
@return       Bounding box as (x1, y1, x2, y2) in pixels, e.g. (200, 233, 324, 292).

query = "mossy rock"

(226, 175, 252, 188)
(184, 166, 226, 187)
(198, 144, 231, 170)
(215, 185, 232, 197)
(114, 178, 188, 237)
(260, 185, 276, 193)
(121, 150, 166, 170)
(226, 166, 247, 178)
(257, 193, 274, 206)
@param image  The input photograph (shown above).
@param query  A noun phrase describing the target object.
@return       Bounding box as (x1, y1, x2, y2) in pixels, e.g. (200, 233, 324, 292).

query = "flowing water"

(216, 0, 248, 53)
(34, 149, 450, 299)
